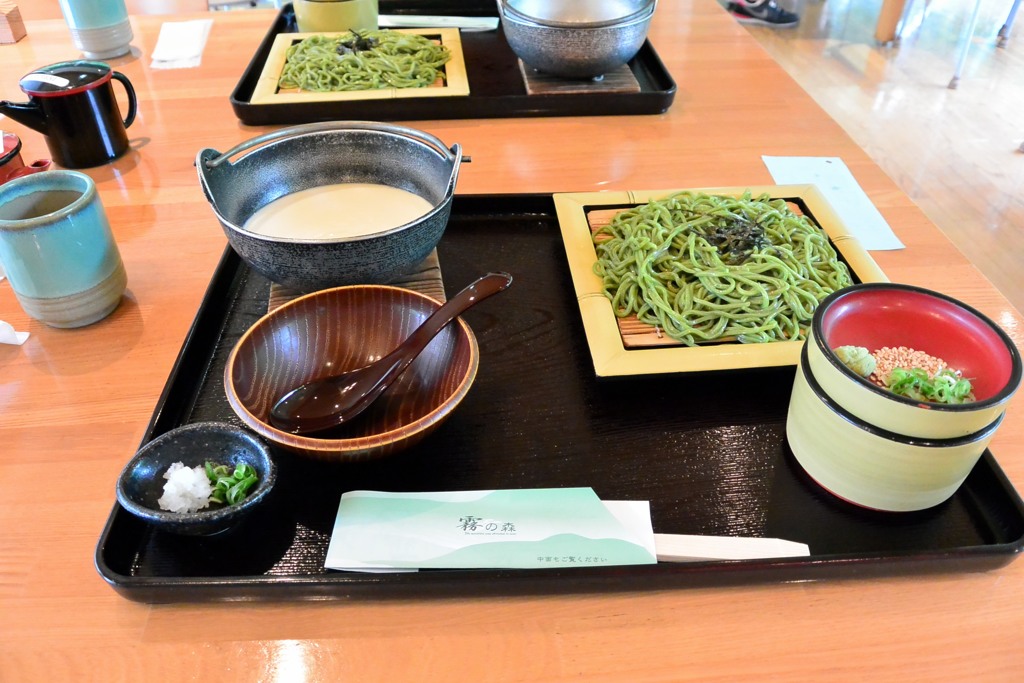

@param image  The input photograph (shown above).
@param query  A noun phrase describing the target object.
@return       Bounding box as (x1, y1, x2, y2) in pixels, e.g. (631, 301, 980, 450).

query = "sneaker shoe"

(727, 1, 800, 28)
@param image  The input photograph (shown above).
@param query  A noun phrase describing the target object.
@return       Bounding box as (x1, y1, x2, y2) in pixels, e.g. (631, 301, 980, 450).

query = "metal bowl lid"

(19, 61, 113, 97)
(504, 0, 655, 27)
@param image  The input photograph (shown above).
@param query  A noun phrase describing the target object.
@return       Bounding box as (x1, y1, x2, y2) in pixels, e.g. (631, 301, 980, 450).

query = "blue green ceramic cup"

(0, 170, 126, 328)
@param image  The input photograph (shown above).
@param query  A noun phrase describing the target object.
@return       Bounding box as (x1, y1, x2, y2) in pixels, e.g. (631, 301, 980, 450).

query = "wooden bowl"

(224, 285, 479, 461)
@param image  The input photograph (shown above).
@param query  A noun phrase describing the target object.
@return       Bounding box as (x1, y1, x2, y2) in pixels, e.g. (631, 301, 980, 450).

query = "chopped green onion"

(204, 461, 259, 506)
(887, 367, 975, 404)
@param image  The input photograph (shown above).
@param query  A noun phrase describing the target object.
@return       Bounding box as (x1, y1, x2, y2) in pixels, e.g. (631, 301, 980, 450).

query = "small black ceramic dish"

(116, 422, 276, 536)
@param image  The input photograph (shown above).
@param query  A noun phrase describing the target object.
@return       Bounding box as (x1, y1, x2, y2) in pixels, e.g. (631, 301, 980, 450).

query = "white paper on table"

(150, 19, 214, 69)
(0, 262, 28, 344)
(762, 156, 905, 250)
(0, 321, 29, 345)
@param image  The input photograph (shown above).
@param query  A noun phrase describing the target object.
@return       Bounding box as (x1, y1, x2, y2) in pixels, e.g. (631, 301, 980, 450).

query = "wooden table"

(2, 4, 1022, 680)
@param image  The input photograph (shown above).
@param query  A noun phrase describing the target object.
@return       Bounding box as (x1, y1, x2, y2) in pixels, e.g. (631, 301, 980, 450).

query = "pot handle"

(202, 121, 459, 169)
(446, 143, 463, 197)
(195, 147, 222, 205)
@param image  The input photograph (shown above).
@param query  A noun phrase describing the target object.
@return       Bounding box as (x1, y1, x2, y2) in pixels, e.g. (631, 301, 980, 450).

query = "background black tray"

(229, 2, 677, 125)
(95, 194, 1024, 603)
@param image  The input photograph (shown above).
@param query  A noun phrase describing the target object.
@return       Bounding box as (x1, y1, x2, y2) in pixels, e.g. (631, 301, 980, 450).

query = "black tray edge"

(95, 512, 1024, 604)
(93, 193, 1024, 603)
(228, 4, 677, 125)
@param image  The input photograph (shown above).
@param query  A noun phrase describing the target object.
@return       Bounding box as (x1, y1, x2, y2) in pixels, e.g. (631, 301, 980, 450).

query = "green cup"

(0, 170, 127, 328)
(294, 0, 379, 33)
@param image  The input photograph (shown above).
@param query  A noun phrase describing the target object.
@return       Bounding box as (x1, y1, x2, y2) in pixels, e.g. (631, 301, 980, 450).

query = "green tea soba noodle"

(278, 31, 451, 92)
(592, 191, 853, 346)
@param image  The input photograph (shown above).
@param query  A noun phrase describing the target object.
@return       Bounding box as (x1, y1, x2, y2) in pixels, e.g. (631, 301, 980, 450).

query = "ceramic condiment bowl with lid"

(787, 343, 1004, 512)
(805, 283, 1021, 439)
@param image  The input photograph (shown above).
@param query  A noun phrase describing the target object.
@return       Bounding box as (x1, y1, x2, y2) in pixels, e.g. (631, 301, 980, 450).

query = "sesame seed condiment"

(869, 346, 954, 388)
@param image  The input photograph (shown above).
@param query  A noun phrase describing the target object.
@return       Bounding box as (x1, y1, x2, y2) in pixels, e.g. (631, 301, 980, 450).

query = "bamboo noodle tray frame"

(554, 185, 889, 377)
(250, 27, 470, 106)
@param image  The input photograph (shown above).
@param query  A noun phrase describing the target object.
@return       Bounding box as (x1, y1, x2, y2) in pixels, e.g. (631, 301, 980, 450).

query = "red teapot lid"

(1, 132, 21, 165)
(19, 61, 113, 97)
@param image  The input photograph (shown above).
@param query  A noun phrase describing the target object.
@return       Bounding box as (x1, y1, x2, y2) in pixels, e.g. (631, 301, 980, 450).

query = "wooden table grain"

(1, 4, 1022, 680)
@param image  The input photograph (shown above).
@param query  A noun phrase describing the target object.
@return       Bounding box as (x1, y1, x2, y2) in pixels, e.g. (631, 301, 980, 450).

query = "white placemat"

(763, 156, 904, 250)
(151, 19, 214, 69)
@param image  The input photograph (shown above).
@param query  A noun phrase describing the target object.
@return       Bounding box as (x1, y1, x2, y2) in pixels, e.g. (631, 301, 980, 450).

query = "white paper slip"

(150, 19, 214, 70)
(325, 488, 657, 571)
(0, 320, 29, 346)
(339, 499, 654, 574)
(762, 156, 904, 250)
(602, 500, 656, 558)
(653, 533, 810, 562)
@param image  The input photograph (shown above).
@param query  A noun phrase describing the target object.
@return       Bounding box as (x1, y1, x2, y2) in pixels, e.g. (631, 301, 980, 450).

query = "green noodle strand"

(592, 191, 853, 346)
(279, 31, 451, 92)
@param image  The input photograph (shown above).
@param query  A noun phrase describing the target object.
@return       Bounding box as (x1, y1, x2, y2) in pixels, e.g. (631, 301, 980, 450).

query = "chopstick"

(654, 534, 810, 562)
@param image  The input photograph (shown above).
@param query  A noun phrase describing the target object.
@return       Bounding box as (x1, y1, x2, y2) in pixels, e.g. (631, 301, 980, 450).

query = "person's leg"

(726, 0, 800, 28)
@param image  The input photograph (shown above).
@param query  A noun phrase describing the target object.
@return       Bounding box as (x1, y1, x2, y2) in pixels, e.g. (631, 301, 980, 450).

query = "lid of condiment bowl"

(19, 61, 113, 97)
(1, 132, 21, 165)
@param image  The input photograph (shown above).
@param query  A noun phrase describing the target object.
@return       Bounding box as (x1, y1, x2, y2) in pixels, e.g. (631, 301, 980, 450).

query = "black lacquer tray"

(95, 194, 1024, 603)
(229, 2, 677, 125)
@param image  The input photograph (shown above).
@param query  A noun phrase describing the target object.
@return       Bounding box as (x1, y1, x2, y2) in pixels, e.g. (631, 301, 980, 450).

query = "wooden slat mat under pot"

(267, 249, 445, 313)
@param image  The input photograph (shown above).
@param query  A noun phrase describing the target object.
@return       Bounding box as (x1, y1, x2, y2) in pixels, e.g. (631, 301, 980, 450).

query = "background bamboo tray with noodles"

(554, 185, 889, 377)
(250, 27, 469, 105)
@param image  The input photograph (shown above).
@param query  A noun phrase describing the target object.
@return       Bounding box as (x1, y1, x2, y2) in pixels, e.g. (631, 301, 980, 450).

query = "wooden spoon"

(268, 272, 513, 435)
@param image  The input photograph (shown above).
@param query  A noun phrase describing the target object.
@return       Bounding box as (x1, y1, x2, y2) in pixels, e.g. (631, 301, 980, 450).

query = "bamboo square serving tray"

(554, 185, 889, 378)
(249, 28, 469, 105)
(95, 194, 1024, 603)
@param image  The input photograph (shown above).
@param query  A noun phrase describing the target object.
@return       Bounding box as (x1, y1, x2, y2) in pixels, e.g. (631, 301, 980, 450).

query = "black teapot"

(0, 60, 137, 169)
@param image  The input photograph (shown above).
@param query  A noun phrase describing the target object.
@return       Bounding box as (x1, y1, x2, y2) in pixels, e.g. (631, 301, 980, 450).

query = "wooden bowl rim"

(224, 284, 480, 453)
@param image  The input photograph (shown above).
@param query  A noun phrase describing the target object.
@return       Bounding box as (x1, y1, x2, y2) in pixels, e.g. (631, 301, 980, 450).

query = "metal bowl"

(196, 122, 462, 292)
(498, 0, 656, 80)
(504, 0, 656, 29)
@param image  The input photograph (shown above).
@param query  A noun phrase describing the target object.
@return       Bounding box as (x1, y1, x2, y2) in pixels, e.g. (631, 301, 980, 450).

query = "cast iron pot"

(196, 122, 462, 292)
